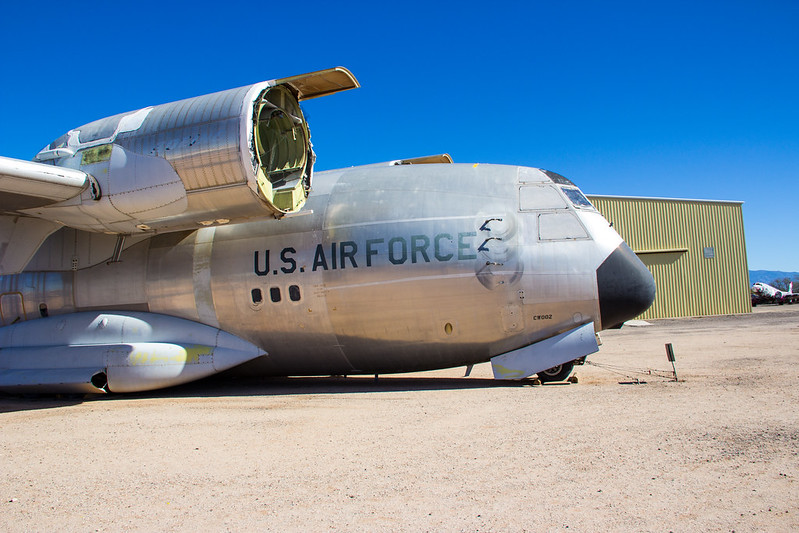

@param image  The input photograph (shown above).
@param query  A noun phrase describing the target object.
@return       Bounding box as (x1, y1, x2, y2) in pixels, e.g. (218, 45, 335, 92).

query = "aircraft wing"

(0, 156, 95, 274)
(0, 156, 94, 211)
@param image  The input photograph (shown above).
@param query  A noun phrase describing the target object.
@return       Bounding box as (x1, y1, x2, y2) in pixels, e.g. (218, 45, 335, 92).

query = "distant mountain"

(749, 270, 799, 285)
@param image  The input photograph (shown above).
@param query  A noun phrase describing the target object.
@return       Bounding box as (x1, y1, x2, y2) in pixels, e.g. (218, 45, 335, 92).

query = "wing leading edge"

(0, 155, 93, 211)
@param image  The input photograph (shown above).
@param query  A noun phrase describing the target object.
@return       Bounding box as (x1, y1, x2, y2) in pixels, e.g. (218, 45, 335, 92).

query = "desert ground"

(1, 305, 797, 532)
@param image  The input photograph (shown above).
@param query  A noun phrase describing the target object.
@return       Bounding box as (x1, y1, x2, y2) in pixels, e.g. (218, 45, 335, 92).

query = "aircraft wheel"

(537, 361, 575, 383)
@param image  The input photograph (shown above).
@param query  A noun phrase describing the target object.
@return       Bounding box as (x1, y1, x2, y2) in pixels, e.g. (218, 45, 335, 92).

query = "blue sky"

(1, 1, 797, 270)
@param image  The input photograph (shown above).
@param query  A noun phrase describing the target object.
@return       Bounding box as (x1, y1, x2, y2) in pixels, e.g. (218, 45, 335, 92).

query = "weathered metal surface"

(12, 68, 359, 236)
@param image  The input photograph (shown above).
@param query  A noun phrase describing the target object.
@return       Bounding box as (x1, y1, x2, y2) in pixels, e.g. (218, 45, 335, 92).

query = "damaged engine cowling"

(25, 68, 358, 234)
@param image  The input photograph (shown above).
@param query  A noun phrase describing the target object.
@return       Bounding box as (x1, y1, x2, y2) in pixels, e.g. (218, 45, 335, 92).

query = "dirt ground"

(1, 305, 797, 532)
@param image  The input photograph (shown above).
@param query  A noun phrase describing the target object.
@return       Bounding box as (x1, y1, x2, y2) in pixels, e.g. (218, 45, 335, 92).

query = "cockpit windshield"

(542, 169, 575, 186)
(561, 187, 594, 209)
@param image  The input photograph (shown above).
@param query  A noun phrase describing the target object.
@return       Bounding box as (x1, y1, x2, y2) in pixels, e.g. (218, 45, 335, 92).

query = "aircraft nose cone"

(596, 242, 656, 329)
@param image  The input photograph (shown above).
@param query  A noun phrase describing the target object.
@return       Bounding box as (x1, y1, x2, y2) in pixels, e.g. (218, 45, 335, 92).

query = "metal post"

(665, 343, 678, 382)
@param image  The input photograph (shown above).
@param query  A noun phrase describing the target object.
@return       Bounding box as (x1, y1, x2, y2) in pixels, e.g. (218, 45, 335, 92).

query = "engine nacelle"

(24, 67, 358, 234)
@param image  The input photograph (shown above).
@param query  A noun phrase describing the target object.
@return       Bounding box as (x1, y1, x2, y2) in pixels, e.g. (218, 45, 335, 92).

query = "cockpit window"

(47, 134, 69, 150)
(539, 212, 589, 240)
(542, 170, 575, 186)
(519, 185, 567, 211)
(77, 113, 126, 144)
(561, 187, 594, 209)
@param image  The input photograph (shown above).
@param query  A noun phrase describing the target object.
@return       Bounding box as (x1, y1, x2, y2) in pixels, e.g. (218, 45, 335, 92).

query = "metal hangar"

(586, 195, 750, 319)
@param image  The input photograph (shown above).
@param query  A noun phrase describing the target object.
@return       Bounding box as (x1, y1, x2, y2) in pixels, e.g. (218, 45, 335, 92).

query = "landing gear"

(537, 361, 575, 383)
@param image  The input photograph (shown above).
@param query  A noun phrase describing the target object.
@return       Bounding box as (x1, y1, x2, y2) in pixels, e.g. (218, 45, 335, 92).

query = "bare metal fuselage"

(1, 162, 643, 378)
(0, 67, 656, 393)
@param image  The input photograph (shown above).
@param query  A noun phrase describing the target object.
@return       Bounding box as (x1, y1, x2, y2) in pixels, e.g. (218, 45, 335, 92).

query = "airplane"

(0, 67, 656, 394)
(751, 281, 798, 305)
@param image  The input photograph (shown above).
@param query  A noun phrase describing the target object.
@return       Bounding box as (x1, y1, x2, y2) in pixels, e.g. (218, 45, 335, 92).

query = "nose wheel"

(537, 361, 575, 383)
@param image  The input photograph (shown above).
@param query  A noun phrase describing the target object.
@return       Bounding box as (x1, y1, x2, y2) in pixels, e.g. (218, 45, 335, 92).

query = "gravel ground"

(1, 305, 797, 532)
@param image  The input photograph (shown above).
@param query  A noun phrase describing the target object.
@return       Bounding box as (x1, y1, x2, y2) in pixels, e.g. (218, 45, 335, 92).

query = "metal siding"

(587, 196, 750, 319)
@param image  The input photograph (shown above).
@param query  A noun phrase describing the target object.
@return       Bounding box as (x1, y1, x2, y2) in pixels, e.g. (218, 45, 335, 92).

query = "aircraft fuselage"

(0, 162, 654, 380)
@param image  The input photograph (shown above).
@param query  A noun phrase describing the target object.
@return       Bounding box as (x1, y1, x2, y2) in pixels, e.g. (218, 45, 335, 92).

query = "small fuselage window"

(270, 287, 281, 303)
(251, 288, 263, 304)
(289, 285, 301, 302)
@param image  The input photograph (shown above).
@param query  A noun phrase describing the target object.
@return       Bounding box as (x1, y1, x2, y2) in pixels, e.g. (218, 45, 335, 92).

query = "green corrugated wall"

(587, 196, 751, 319)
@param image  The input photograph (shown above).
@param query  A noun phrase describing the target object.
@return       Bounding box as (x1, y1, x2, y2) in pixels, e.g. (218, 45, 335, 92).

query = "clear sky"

(1, 1, 797, 270)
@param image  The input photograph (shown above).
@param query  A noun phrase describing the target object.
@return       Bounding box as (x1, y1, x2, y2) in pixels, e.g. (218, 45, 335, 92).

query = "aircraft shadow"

(132, 375, 538, 399)
(0, 395, 85, 414)
(0, 375, 544, 412)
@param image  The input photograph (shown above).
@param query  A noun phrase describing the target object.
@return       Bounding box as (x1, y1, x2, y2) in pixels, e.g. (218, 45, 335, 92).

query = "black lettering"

(280, 247, 297, 274)
(388, 237, 407, 265)
(366, 238, 384, 267)
(254, 250, 269, 276)
(434, 233, 454, 262)
(340, 241, 358, 268)
(411, 235, 431, 264)
(331, 242, 338, 270)
(312, 244, 328, 271)
(458, 232, 477, 260)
